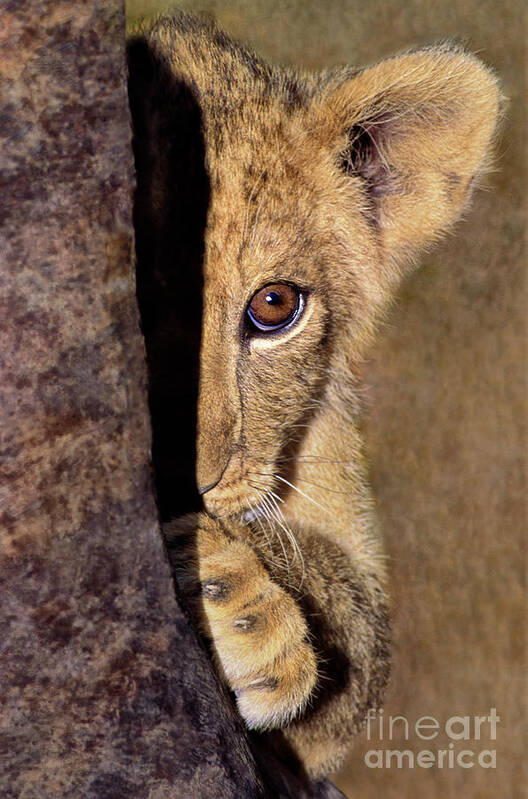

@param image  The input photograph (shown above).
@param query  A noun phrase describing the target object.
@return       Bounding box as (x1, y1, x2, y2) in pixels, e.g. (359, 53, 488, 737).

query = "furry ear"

(311, 44, 502, 269)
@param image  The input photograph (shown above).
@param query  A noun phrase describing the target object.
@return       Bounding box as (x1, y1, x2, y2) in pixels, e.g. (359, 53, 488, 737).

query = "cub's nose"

(196, 372, 237, 498)
(196, 436, 231, 498)
(198, 477, 221, 496)
(196, 314, 239, 499)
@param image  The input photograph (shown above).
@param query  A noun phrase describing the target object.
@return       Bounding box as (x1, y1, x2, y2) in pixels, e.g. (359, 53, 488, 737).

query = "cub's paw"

(164, 513, 317, 730)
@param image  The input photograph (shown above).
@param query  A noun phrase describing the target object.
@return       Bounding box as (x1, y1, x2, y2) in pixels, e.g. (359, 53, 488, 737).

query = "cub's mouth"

(240, 506, 263, 524)
(199, 455, 286, 527)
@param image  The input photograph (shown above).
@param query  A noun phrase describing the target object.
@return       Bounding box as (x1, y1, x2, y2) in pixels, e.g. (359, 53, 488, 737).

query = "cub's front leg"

(164, 513, 317, 730)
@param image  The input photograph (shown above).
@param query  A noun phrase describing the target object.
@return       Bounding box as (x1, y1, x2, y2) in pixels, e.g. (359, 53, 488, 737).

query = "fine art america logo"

(364, 708, 499, 769)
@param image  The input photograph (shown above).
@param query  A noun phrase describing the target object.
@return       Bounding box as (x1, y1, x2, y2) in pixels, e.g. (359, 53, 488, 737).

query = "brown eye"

(246, 283, 303, 333)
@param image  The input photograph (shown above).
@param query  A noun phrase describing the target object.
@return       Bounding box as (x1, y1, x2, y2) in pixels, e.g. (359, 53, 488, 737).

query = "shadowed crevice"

(128, 36, 208, 522)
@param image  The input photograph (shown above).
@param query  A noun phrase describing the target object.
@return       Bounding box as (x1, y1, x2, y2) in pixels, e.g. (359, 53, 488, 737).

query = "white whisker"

(246, 498, 271, 548)
(256, 489, 291, 573)
(266, 491, 305, 587)
(273, 474, 332, 517)
(288, 476, 349, 496)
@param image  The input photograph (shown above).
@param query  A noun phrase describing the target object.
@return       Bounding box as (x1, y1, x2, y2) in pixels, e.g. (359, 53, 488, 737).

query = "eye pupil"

(246, 283, 303, 334)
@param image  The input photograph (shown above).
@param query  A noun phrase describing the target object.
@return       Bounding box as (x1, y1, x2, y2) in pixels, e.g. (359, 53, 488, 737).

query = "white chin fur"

(241, 506, 263, 524)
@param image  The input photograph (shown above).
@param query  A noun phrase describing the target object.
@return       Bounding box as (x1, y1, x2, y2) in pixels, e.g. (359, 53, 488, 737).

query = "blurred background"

(126, 1, 525, 796)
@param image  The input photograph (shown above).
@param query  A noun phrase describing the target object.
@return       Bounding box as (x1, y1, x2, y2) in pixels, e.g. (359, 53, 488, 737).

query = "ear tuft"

(340, 115, 404, 219)
(313, 44, 503, 268)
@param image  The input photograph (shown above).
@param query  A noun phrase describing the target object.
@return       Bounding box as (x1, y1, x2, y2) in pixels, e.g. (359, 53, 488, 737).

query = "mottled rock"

(0, 2, 265, 797)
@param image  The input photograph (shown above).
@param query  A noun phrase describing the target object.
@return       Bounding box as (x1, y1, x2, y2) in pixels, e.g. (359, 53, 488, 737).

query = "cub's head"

(129, 15, 502, 522)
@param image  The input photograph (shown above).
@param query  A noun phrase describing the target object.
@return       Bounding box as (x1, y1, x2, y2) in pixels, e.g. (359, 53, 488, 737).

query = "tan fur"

(130, 12, 501, 778)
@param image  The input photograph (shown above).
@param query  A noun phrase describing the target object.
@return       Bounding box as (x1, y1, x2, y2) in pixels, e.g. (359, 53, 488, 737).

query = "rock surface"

(0, 2, 261, 797)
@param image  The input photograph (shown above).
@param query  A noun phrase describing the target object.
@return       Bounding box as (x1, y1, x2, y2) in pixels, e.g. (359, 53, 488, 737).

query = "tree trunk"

(0, 2, 343, 797)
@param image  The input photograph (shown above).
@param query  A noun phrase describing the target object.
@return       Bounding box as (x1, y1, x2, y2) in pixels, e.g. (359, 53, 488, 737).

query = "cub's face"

(196, 112, 378, 519)
(129, 25, 500, 523)
(194, 47, 500, 521)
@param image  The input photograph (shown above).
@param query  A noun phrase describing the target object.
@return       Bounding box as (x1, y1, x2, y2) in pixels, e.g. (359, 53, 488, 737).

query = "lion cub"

(128, 12, 501, 778)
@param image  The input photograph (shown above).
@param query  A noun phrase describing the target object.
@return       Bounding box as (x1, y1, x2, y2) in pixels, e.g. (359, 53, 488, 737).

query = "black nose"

(198, 478, 221, 496)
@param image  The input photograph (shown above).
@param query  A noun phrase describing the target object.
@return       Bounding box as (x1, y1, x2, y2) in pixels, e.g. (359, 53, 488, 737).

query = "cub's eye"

(246, 283, 303, 333)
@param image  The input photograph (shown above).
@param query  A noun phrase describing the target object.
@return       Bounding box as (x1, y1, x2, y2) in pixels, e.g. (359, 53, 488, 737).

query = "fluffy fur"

(128, 12, 501, 778)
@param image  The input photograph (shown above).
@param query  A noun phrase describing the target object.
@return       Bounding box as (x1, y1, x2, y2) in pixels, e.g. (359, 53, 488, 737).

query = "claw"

(201, 579, 231, 601)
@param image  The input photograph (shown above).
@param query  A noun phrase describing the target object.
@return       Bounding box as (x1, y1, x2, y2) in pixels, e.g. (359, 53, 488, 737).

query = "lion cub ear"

(311, 44, 502, 272)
